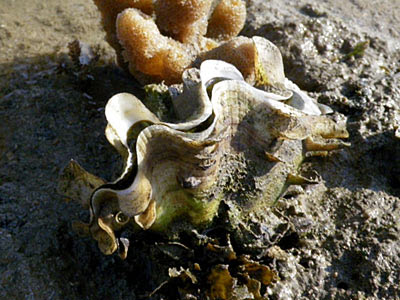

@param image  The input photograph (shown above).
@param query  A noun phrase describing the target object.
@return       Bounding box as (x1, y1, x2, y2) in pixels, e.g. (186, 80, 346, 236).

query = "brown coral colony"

(93, 0, 247, 84)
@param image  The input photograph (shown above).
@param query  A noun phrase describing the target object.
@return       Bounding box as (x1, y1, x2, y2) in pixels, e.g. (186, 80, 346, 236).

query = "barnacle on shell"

(59, 37, 349, 258)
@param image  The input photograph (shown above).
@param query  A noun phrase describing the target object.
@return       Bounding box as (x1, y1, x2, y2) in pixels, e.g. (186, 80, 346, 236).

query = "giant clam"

(59, 37, 349, 258)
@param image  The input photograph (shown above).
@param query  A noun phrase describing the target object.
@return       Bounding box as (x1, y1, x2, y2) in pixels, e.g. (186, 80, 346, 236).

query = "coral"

(199, 36, 256, 81)
(93, 0, 154, 67)
(154, 0, 213, 44)
(93, 0, 247, 84)
(206, 0, 247, 41)
(116, 8, 191, 84)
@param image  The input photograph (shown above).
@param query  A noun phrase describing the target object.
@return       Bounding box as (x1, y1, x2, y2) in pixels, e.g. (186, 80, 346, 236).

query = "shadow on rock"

(0, 52, 154, 299)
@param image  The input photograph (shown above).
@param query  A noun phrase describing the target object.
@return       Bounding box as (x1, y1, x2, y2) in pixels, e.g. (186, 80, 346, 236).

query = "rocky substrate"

(0, 0, 399, 299)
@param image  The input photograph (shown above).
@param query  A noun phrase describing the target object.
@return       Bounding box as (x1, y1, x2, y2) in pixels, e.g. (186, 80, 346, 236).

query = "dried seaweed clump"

(93, 0, 247, 84)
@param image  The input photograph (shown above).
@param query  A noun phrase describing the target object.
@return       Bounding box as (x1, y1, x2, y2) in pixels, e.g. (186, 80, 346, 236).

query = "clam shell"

(60, 37, 349, 256)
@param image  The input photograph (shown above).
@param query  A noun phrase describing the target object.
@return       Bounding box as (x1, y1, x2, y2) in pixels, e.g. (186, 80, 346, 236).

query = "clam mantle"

(59, 37, 349, 258)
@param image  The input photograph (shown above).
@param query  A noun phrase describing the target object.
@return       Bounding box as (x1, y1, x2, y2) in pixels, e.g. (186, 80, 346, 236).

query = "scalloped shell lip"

(93, 58, 343, 227)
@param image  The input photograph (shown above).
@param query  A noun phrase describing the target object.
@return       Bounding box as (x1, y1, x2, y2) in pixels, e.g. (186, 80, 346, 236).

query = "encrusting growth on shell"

(93, 0, 247, 84)
(60, 35, 350, 258)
